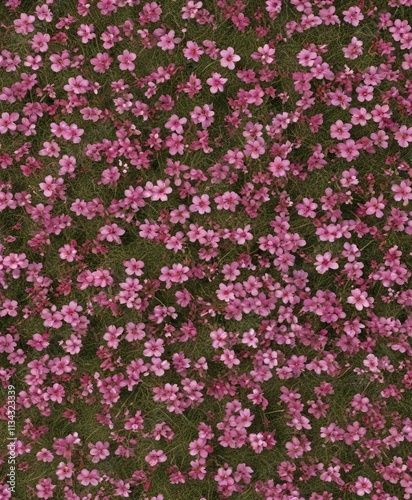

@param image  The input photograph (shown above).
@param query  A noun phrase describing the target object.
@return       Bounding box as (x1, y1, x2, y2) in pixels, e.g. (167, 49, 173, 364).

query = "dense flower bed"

(1, 0, 412, 499)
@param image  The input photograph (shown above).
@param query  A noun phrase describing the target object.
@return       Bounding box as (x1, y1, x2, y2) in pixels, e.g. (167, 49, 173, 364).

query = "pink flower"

(319, 6, 340, 25)
(216, 283, 235, 302)
(220, 349, 240, 368)
(143, 179, 172, 201)
(14, 13, 36, 35)
(183, 41, 204, 62)
(36, 448, 54, 462)
(90, 52, 113, 73)
(64, 75, 90, 94)
(364, 194, 386, 218)
(182, 1, 203, 19)
(103, 325, 123, 348)
(336, 139, 361, 162)
(124, 258, 145, 276)
(356, 84, 374, 102)
(392, 180, 412, 205)
(145, 449, 167, 466)
(36, 4, 53, 22)
(77, 468, 100, 486)
(253, 43, 275, 64)
(46, 383, 65, 403)
(206, 72, 228, 93)
(56, 461, 74, 480)
(342, 6, 364, 26)
(268, 156, 290, 177)
(342, 37, 363, 59)
(157, 30, 181, 51)
(98, 223, 125, 244)
(190, 194, 211, 214)
(330, 120, 352, 140)
(244, 138, 266, 159)
(363, 354, 380, 373)
(314, 252, 339, 274)
(354, 476, 373, 495)
(88, 441, 110, 463)
(36, 478, 56, 499)
(117, 50, 137, 71)
(220, 47, 241, 70)
(165, 114, 187, 134)
(349, 107, 371, 126)
(296, 198, 317, 218)
(285, 436, 308, 458)
(77, 24, 96, 43)
(0, 112, 19, 134)
(347, 289, 374, 311)
(190, 104, 215, 129)
(30, 32, 51, 53)
(165, 133, 184, 155)
(394, 125, 412, 148)
(49, 50, 71, 72)
(296, 48, 318, 67)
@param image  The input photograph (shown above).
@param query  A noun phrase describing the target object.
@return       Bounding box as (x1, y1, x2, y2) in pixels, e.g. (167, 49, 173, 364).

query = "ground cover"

(1, 0, 412, 498)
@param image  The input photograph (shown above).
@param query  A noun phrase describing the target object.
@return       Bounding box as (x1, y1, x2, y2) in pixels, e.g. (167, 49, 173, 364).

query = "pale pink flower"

(296, 48, 318, 67)
(165, 114, 187, 134)
(219, 47, 240, 70)
(206, 72, 227, 93)
(354, 476, 373, 496)
(349, 107, 371, 126)
(363, 354, 380, 373)
(392, 180, 412, 205)
(77, 468, 100, 486)
(117, 50, 137, 71)
(216, 283, 235, 302)
(0, 112, 19, 134)
(64, 75, 90, 94)
(190, 194, 211, 214)
(36, 478, 56, 499)
(347, 289, 374, 311)
(98, 223, 125, 244)
(356, 84, 374, 102)
(157, 30, 181, 51)
(143, 179, 172, 201)
(319, 6, 340, 25)
(56, 462, 74, 480)
(268, 156, 290, 177)
(14, 13, 36, 35)
(46, 383, 65, 403)
(330, 120, 352, 140)
(145, 449, 167, 466)
(124, 259, 145, 276)
(90, 52, 113, 73)
(36, 449, 54, 462)
(336, 139, 361, 161)
(296, 198, 317, 218)
(49, 50, 71, 72)
(36, 5, 53, 22)
(182, 1, 203, 19)
(342, 6, 364, 26)
(88, 441, 110, 463)
(183, 41, 204, 62)
(314, 251, 339, 274)
(77, 24, 96, 43)
(364, 194, 386, 218)
(394, 125, 412, 148)
(342, 37, 363, 59)
(30, 32, 51, 53)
